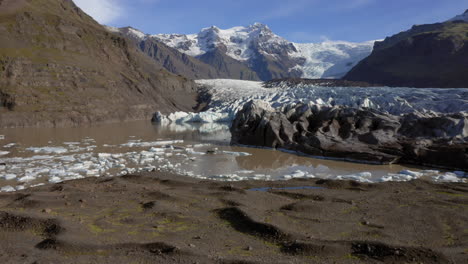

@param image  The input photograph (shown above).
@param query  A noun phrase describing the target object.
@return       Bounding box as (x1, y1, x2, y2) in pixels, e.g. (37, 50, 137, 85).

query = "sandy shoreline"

(0, 172, 467, 263)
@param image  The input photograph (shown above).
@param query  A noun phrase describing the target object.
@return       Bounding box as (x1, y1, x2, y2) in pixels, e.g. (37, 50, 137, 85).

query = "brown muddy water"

(0, 120, 463, 192)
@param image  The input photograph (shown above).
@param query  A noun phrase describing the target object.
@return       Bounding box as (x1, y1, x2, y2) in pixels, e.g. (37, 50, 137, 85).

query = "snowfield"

(151, 24, 375, 79)
(156, 79, 468, 125)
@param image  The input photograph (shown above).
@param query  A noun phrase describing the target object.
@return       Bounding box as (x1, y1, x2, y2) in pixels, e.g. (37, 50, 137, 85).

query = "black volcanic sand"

(0, 173, 467, 263)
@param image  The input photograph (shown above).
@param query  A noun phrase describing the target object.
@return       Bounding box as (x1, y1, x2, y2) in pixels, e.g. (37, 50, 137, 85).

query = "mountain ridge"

(112, 24, 375, 81)
(344, 10, 468, 88)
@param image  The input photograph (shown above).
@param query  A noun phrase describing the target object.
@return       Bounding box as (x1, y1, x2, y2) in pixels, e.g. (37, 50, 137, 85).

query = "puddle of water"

(0, 120, 465, 192)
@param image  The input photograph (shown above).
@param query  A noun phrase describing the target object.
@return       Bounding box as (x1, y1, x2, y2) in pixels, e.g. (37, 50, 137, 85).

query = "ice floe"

(26, 147, 68, 154)
(0, 134, 466, 193)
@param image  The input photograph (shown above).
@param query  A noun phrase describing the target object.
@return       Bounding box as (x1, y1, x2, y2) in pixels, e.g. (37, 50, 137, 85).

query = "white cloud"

(73, 0, 123, 24)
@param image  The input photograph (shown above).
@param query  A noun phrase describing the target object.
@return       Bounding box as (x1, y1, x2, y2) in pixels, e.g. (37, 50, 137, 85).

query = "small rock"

(189, 244, 196, 248)
(245, 246, 253, 251)
(42, 208, 52, 214)
(193, 236, 202, 240)
(206, 149, 216, 154)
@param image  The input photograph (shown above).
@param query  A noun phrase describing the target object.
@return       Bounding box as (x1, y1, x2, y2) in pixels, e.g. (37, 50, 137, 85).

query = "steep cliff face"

(0, 0, 197, 127)
(197, 48, 260, 80)
(344, 18, 468, 88)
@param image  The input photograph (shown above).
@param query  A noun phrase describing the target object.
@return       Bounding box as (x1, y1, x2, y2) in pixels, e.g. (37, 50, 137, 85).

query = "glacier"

(155, 79, 468, 125)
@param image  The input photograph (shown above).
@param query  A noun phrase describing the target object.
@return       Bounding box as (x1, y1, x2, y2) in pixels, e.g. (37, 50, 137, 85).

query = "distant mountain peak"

(146, 23, 374, 80)
(249, 22, 270, 30)
(448, 10, 468, 22)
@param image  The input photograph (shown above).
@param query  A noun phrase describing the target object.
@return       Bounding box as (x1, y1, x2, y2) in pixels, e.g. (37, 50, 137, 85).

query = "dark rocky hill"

(0, 0, 197, 127)
(344, 17, 468, 88)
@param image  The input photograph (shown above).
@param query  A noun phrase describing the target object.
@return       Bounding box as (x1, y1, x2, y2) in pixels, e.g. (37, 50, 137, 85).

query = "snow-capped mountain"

(448, 9, 468, 22)
(109, 23, 375, 80)
(152, 23, 375, 79)
(154, 23, 295, 61)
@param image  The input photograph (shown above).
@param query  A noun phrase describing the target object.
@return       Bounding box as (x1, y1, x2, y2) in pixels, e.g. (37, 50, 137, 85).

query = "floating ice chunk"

(186, 148, 206, 155)
(291, 170, 306, 178)
(155, 111, 230, 124)
(222, 151, 252, 156)
(18, 175, 37, 183)
(433, 172, 466, 183)
(378, 173, 415, 182)
(86, 169, 100, 176)
(0, 135, 4, 140)
(149, 147, 165, 153)
(3, 143, 17, 148)
(30, 183, 45, 188)
(49, 176, 62, 183)
(0, 151, 9, 156)
(1, 186, 15, 192)
(64, 142, 80, 145)
(60, 156, 76, 162)
(337, 172, 372, 182)
(2, 174, 17, 180)
(30, 155, 55, 161)
(193, 144, 213, 148)
(140, 151, 156, 158)
(27, 147, 68, 154)
(98, 153, 112, 159)
(236, 170, 255, 174)
(121, 140, 184, 148)
(398, 170, 422, 177)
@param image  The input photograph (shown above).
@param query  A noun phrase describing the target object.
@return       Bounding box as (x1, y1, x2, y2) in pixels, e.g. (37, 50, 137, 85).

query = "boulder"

(231, 100, 468, 170)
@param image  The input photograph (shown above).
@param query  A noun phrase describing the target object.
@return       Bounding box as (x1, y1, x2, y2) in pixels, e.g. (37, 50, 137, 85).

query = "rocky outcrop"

(344, 17, 468, 88)
(197, 48, 260, 80)
(0, 0, 197, 127)
(231, 101, 468, 170)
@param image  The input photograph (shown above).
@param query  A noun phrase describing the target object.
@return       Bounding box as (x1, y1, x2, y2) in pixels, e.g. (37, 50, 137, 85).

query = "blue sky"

(74, 0, 468, 42)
